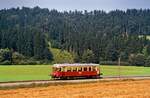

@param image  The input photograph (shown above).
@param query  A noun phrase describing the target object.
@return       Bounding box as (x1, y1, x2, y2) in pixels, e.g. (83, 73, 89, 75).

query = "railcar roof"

(53, 63, 99, 67)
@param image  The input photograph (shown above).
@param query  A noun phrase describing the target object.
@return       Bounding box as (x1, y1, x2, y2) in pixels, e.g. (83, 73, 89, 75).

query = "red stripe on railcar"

(52, 71, 99, 78)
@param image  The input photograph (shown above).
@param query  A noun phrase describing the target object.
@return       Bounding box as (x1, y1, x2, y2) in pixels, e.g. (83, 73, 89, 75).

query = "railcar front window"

(53, 67, 57, 72)
(57, 68, 61, 71)
(93, 67, 96, 71)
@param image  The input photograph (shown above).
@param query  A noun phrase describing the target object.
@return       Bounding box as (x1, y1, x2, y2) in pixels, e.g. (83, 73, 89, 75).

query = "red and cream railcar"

(51, 64, 101, 79)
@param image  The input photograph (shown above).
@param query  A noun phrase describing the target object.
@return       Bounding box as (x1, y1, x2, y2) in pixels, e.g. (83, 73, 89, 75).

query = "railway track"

(0, 76, 150, 89)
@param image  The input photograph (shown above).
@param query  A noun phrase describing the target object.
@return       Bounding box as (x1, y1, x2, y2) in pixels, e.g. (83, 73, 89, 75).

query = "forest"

(0, 6, 150, 66)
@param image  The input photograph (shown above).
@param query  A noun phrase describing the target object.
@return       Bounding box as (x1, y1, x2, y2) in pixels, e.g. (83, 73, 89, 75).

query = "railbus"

(51, 63, 102, 79)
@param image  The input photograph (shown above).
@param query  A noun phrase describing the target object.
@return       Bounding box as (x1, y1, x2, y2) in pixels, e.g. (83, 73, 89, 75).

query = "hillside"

(0, 7, 150, 65)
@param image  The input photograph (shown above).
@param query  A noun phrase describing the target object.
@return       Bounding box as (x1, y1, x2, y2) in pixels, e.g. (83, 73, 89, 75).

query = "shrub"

(0, 48, 12, 62)
(145, 56, 150, 67)
(0, 60, 11, 65)
(73, 53, 81, 62)
(51, 48, 74, 63)
(12, 52, 25, 64)
(12, 52, 39, 65)
(82, 49, 95, 63)
(129, 53, 146, 66)
(18, 60, 37, 65)
(43, 48, 53, 61)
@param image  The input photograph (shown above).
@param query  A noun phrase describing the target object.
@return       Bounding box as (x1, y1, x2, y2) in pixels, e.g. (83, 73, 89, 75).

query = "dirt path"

(0, 80, 150, 98)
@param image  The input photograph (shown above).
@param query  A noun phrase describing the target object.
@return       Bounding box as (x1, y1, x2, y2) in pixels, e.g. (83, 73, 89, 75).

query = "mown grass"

(0, 65, 51, 82)
(101, 65, 150, 76)
(0, 65, 150, 82)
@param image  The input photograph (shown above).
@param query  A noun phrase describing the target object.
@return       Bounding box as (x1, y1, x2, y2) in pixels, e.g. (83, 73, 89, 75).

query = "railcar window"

(89, 67, 91, 71)
(64, 67, 67, 72)
(67, 67, 71, 72)
(73, 67, 77, 72)
(78, 67, 82, 71)
(84, 67, 87, 71)
(61, 67, 65, 72)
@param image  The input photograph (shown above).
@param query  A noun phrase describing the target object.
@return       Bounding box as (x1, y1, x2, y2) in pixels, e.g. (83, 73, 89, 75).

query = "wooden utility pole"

(118, 57, 121, 79)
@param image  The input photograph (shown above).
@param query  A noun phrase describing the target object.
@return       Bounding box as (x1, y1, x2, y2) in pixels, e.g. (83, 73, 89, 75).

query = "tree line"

(0, 7, 150, 66)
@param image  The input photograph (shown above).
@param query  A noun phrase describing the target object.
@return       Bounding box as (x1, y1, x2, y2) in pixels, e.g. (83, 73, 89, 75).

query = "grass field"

(101, 65, 150, 76)
(0, 65, 51, 82)
(0, 65, 150, 82)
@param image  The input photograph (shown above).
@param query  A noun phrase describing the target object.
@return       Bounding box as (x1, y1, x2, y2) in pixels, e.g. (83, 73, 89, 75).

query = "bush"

(129, 54, 146, 66)
(0, 48, 12, 62)
(145, 56, 150, 67)
(17, 60, 37, 65)
(0, 60, 11, 65)
(12, 52, 39, 65)
(12, 52, 25, 64)
(73, 53, 81, 62)
(43, 48, 53, 61)
(51, 48, 74, 63)
(82, 49, 95, 63)
(0, 48, 53, 65)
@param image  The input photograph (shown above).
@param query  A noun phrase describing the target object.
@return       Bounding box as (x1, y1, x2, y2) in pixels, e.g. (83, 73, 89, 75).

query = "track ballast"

(0, 75, 150, 89)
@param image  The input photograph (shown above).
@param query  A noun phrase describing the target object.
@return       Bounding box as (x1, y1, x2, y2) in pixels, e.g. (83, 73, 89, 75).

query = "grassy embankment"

(0, 65, 150, 82)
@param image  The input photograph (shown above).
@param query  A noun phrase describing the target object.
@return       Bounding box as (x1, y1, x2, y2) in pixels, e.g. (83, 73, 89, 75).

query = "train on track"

(51, 64, 102, 79)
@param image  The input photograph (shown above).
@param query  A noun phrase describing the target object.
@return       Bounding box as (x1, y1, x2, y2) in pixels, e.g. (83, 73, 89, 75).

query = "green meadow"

(0, 65, 150, 82)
